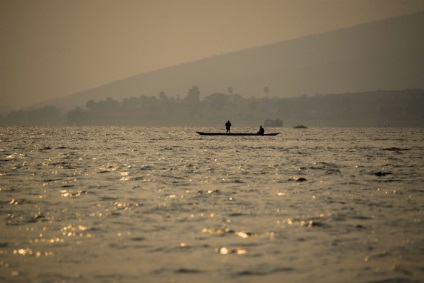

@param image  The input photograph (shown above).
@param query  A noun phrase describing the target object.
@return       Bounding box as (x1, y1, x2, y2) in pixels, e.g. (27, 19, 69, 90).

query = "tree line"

(1, 87, 423, 127)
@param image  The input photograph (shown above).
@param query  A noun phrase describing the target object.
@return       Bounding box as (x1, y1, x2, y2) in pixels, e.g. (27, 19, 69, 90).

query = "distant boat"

(293, 125, 307, 129)
(196, 131, 279, 136)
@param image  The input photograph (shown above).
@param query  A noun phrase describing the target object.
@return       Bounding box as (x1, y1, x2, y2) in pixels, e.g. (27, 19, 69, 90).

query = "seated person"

(258, 125, 265, 135)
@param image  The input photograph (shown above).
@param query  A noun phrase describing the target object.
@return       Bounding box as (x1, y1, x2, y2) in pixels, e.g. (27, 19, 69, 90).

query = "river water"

(1, 127, 423, 283)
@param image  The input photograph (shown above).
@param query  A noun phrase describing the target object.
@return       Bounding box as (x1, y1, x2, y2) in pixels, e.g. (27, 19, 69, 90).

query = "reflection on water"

(0, 127, 423, 282)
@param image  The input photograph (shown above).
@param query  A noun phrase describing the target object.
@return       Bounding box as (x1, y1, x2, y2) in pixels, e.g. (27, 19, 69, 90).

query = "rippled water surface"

(1, 127, 423, 283)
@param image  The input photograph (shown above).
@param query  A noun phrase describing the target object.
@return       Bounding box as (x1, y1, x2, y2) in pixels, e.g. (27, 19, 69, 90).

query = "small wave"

(382, 147, 410, 151)
(374, 171, 393, 176)
(365, 278, 420, 283)
(175, 268, 204, 274)
(234, 266, 294, 277)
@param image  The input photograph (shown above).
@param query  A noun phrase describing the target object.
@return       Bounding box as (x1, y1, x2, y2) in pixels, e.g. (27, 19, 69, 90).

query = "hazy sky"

(1, 0, 424, 109)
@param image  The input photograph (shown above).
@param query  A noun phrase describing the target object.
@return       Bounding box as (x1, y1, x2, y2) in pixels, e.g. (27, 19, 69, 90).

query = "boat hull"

(196, 132, 279, 136)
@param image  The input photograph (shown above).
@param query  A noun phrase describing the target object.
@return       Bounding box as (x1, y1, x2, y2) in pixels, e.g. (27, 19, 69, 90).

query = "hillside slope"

(42, 12, 424, 109)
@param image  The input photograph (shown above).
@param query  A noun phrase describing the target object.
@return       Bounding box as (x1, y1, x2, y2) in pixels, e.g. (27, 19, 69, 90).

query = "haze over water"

(1, 126, 423, 282)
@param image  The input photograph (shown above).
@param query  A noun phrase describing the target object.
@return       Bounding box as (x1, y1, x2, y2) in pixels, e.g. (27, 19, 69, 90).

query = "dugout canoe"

(196, 132, 279, 136)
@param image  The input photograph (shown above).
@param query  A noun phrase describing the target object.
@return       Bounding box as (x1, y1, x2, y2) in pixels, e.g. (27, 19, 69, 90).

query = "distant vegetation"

(1, 88, 423, 127)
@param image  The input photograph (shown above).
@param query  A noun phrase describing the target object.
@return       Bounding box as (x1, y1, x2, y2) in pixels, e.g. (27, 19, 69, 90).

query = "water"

(1, 126, 423, 283)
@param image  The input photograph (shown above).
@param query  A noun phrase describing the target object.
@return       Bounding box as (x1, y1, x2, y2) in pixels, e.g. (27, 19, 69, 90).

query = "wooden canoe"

(196, 131, 279, 136)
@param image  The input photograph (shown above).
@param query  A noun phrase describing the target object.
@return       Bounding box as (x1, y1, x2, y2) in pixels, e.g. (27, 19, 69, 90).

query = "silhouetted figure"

(225, 120, 231, 134)
(258, 125, 265, 135)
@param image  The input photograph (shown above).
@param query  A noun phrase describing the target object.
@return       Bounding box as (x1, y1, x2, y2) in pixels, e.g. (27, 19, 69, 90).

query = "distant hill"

(40, 12, 424, 110)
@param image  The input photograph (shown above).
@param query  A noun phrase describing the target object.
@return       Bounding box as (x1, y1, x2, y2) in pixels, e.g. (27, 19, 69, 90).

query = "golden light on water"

(202, 228, 257, 238)
(60, 224, 90, 237)
(217, 247, 229, 254)
(216, 247, 247, 255)
(62, 224, 87, 231)
(60, 190, 87, 197)
(14, 249, 31, 255)
(113, 201, 140, 208)
(235, 231, 256, 238)
(236, 249, 247, 255)
(202, 228, 234, 235)
(13, 248, 54, 257)
(9, 199, 23, 205)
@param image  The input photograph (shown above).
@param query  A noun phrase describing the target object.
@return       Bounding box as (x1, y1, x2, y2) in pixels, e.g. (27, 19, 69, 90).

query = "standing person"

(258, 125, 265, 135)
(225, 120, 232, 134)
